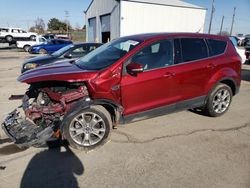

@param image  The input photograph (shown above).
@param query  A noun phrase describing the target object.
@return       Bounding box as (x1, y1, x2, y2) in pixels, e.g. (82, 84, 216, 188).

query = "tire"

(63, 105, 112, 151)
(23, 45, 31, 52)
(203, 83, 233, 117)
(30, 35, 36, 41)
(39, 48, 47, 54)
(5, 35, 13, 42)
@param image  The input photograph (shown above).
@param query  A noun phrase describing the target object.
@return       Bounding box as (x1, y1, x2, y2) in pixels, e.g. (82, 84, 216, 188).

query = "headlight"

(24, 63, 38, 70)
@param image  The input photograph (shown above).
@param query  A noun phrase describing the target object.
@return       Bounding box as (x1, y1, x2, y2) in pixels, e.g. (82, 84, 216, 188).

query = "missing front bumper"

(2, 109, 55, 148)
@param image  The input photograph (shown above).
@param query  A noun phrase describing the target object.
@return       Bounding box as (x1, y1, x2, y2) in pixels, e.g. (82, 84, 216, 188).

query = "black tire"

(5, 35, 13, 42)
(63, 105, 112, 151)
(23, 45, 31, 52)
(30, 35, 36, 41)
(39, 48, 47, 54)
(203, 83, 233, 117)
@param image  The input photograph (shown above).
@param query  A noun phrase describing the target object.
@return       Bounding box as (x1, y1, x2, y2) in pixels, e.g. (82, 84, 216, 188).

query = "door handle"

(163, 72, 176, 78)
(206, 63, 216, 69)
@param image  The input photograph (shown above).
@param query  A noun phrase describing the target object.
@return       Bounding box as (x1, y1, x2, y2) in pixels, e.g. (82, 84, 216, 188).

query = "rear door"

(121, 39, 179, 115)
(172, 38, 212, 102)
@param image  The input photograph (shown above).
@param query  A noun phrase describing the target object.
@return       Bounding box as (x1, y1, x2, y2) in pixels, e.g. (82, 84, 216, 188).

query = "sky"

(0, 0, 249, 35)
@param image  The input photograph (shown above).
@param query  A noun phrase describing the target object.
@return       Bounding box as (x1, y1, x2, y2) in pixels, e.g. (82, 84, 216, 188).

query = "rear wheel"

(39, 48, 47, 54)
(30, 35, 36, 41)
(203, 83, 232, 117)
(5, 35, 13, 42)
(23, 45, 31, 52)
(63, 105, 112, 151)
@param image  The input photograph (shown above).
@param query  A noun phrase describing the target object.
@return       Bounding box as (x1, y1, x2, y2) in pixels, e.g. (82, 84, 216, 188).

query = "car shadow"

(20, 141, 84, 188)
(241, 69, 250, 82)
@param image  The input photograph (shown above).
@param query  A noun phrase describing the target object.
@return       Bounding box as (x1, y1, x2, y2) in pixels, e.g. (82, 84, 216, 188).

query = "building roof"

(122, 0, 206, 10)
(85, 0, 206, 13)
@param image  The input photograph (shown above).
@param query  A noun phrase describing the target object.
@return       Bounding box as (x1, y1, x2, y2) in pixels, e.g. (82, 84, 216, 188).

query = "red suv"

(2, 33, 241, 150)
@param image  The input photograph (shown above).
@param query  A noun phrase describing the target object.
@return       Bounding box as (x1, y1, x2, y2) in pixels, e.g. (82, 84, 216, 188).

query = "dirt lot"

(0, 50, 249, 188)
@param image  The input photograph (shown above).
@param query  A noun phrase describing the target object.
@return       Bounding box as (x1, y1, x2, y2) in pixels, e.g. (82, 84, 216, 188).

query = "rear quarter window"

(0, 28, 9, 32)
(207, 39, 227, 56)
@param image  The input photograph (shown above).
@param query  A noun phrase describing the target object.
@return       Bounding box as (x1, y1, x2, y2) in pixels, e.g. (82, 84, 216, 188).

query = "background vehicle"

(22, 42, 103, 72)
(245, 46, 250, 62)
(242, 34, 250, 46)
(16, 36, 47, 52)
(236, 33, 245, 46)
(229, 36, 247, 64)
(0, 27, 37, 42)
(28, 39, 72, 54)
(2, 33, 241, 151)
(43, 34, 55, 40)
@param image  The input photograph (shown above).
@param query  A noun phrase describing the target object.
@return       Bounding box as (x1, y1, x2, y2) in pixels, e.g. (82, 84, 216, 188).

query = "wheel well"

(220, 79, 236, 95)
(101, 104, 117, 126)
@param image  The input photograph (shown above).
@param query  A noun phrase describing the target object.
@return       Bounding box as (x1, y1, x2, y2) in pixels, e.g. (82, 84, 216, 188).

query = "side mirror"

(126, 63, 144, 76)
(64, 53, 72, 59)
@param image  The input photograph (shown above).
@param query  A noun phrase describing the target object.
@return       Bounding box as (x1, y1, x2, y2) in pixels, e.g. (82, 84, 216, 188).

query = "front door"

(121, 39, 180, 115)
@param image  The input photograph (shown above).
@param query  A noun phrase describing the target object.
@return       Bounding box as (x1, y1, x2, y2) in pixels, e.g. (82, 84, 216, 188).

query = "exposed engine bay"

(2, 81, 89, 148)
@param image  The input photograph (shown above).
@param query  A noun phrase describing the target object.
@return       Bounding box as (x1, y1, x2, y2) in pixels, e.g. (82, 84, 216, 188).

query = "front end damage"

(2, 82, 89, 148)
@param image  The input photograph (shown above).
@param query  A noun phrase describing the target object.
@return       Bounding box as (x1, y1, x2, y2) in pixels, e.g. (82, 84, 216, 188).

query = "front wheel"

(63, 105, 112, 151)
(203, 83, 232, 117)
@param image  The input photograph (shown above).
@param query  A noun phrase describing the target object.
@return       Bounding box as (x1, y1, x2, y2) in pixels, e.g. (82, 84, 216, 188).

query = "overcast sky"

(0, 0, 249, 35)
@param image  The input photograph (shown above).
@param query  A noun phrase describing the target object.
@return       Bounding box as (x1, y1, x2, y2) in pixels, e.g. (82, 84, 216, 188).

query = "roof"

(120, 32, 228, 42)
(85, 0, 206, 13)
(123, 0, 206, 10)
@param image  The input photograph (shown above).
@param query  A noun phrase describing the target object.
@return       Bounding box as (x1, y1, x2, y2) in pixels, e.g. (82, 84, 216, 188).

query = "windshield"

(75, 38, 142, 70)
(51, 44, 74, 56)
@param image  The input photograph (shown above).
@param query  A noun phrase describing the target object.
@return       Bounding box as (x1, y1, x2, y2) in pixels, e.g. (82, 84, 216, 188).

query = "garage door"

(101, 14, 111, 43)
(88, 17, 96, 42)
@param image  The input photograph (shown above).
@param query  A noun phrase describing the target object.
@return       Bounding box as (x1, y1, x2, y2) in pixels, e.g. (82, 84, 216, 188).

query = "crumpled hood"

(18, 61, 99, 84)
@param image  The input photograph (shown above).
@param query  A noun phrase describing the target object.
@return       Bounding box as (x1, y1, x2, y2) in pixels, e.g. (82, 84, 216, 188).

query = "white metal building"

(85, 0, 207, 43)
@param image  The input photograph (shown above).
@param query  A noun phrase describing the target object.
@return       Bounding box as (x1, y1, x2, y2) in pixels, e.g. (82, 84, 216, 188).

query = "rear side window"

(180, 38, 208, 62)
(0, 28, 9, 32)
(207, 39, 227, 56)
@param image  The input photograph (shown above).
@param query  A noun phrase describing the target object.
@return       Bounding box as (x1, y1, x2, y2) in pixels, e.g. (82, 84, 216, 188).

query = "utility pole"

(219, 16, 224, 35)
(65, 10, 69, 36)
(230, 7, 236, 36)
(208, 0, 215, 34)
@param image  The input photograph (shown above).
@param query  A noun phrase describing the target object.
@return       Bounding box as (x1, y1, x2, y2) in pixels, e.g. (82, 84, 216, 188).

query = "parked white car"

(229, 36, 246, 64)
(16, 36, 47, 52)
(0, 27, 37, 42)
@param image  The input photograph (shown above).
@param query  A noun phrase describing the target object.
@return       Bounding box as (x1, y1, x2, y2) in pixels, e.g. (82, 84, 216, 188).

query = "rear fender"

(205, 67, 239, 96)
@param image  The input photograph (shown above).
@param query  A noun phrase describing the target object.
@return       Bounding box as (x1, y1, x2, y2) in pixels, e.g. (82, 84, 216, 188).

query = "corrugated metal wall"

(86, 0, 120, 42)
(120, 1, 206, 36)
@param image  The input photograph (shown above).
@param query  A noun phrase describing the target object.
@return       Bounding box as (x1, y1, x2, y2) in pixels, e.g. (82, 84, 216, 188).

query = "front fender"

(60, 98, 123, 131)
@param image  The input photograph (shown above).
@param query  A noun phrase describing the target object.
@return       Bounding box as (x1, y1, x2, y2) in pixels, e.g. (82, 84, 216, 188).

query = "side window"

(12, 29, 19, 33)
(128, 39, 173, 71)
(207, 39, 227, 56)
(88, 45, 97, 52)
(71, 47, 86, 56)
(180, 38, 208, 62)
(0, 28, 9, 32)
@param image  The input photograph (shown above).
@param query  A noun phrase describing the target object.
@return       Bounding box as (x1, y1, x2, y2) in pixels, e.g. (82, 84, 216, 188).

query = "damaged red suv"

(2, 33, 241, 150)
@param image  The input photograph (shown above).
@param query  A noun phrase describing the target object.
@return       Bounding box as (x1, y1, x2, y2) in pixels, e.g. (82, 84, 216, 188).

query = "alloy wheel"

(212, 89, 231, 114)
(69, 112, 106, 147)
